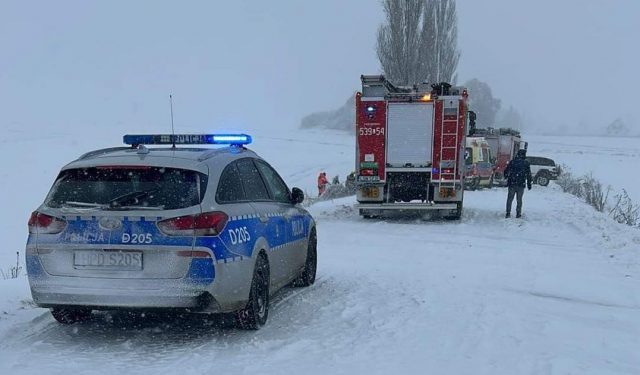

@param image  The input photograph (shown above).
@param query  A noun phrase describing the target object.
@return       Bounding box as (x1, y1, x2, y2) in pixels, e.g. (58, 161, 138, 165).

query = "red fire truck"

(471, 127, 527, 186)
(355, 75, 469, 219)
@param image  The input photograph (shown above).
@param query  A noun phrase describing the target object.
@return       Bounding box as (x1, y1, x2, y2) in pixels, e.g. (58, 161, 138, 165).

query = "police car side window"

(236, 158, 270, 201)
(216, 163, 246, 203)
(255, 160, 291, 204)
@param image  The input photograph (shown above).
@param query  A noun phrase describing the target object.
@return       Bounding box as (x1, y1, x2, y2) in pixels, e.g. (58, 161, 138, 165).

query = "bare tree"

(377, 0, 460, 86)
(376, 0, 424, 86)
(422, 0, 460, 83)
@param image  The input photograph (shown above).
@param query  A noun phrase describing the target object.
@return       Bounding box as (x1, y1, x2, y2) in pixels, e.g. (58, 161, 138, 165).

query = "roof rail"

(78, 147, 132, 160)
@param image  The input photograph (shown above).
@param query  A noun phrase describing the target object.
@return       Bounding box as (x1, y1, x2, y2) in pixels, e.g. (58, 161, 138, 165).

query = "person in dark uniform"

(503, 149, 532, 218)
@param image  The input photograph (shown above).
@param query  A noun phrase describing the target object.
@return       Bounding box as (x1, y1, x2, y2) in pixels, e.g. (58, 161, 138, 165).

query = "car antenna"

(169, 94, 176, 148)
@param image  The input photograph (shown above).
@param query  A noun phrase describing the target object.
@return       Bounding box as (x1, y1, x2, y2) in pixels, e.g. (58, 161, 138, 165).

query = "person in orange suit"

(317, 172, 329, 197)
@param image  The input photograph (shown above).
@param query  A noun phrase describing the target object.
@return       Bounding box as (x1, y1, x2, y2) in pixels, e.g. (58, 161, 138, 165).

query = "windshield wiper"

(60, 201, 109, 209)
(108, 189, 160, 208)
(113, 205, 164, 211)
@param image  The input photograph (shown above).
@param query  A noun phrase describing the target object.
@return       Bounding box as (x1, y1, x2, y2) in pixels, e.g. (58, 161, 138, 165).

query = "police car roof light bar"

(123, 134, 253, 147)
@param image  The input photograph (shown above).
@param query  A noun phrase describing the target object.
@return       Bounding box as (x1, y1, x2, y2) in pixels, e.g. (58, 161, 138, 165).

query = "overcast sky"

(1, 0, 638, 135)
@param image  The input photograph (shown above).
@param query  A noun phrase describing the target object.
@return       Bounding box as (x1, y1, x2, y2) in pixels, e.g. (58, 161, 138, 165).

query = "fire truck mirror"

(468, 111, 477, 135)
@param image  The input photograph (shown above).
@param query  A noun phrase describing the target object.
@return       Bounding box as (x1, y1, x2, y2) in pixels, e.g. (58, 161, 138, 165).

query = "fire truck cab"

(355, 75, 469, 219)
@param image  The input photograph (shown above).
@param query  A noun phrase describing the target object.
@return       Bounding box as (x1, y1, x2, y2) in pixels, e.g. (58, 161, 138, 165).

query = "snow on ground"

(1, 128, 639, 374)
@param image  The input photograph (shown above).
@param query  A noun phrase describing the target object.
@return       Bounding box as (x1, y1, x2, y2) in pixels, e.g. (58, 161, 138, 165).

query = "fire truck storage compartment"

(386, 172, 433, 203)
(386, 103, 434, 167)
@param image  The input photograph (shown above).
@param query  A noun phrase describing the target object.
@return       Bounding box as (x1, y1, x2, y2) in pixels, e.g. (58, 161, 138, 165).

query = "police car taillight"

(157, 212, 229, 236)
(28, 212, 67, 234)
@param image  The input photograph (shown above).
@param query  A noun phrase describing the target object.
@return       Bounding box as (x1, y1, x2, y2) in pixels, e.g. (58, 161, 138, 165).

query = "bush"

(556, 164, 582, 196)
(556, 166, 610, 212)
(582, 173, 610, 213)
(1, 251, 22, 280)
(610, 189, 640, 227)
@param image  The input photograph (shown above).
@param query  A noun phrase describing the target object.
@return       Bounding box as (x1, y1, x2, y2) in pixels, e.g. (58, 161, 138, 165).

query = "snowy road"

(1, 186, 639, 375)
(1, 129, 639, 374)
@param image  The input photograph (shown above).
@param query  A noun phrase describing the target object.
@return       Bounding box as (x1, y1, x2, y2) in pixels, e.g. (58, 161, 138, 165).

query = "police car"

(26, 134, 317, 329)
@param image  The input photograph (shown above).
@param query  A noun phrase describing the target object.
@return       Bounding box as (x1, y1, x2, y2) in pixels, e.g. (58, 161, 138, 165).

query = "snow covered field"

(1, 128, 639, 374)
(527, 135, 640, 203)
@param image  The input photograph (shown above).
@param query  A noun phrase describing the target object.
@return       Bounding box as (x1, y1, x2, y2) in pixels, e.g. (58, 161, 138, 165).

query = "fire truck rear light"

(158, 212, 229, 236)
(360, 169, 375, 176)
(28, 212, 66, 234)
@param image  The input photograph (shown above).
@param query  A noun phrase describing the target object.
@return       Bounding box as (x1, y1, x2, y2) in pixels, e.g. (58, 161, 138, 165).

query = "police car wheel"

(50, 308, 92, 324)
(293, 228, 317, 287)
(237, 254, 270, 330)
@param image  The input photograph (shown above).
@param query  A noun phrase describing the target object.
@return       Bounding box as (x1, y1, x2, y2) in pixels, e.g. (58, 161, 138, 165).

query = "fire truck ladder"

(437, 100, 460, 192)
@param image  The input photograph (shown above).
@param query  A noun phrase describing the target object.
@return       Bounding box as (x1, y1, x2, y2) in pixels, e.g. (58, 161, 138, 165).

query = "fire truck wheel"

(443, 203, 463, 220)
(360, 209, 380, 219)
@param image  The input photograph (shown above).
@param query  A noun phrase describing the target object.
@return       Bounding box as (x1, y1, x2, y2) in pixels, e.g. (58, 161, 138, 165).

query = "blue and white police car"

(26, 133, 317, 329)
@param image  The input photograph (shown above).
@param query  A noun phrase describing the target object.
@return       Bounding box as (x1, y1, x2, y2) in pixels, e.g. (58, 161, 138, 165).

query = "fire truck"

(355, 75, 469, 219)
(470, 127, 527, 186)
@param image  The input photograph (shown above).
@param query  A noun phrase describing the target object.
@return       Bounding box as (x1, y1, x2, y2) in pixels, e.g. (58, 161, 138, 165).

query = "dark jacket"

(504, 154, 532, 188)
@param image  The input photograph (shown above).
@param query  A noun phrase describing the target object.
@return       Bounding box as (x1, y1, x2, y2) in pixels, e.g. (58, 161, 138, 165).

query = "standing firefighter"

(503, 149, 532, 218)
(317, 172, 329, 197)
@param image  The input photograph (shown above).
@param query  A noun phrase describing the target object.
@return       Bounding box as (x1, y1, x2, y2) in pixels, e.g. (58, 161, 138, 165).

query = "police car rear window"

(45, 167, 207, 210)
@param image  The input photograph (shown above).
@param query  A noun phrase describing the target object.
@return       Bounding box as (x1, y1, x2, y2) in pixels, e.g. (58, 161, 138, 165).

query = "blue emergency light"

(123, 133, 253, 146)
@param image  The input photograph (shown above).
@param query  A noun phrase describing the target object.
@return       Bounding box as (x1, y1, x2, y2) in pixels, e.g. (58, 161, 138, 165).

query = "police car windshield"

(45, 167, 206, 210)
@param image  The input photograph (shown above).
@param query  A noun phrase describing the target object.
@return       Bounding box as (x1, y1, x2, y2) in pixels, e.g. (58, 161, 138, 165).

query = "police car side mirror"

(290, 187, 304, 204)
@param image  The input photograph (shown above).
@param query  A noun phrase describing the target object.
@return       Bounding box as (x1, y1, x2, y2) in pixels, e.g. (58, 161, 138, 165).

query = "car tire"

(51, 308, 92, 324)
(236, 253, 270, 330)
(536, 173, 550, 187)
(293, 228, 317, 287)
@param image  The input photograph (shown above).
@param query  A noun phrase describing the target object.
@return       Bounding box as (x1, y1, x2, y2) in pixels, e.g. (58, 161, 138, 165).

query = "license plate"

(363, 187, 379, 198)
(74, 250, 143, 270)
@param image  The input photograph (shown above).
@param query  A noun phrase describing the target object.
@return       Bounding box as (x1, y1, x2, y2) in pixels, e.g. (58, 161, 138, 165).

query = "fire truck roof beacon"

(123, 133, 253, 146)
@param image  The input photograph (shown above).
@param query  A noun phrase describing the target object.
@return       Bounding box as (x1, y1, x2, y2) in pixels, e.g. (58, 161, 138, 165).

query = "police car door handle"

(259, 214, 269, 223)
